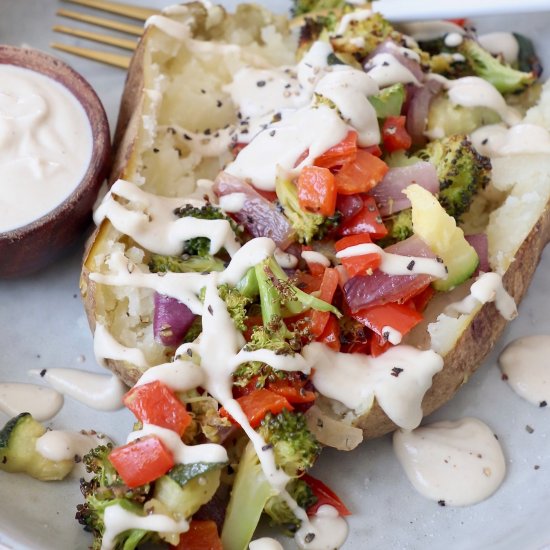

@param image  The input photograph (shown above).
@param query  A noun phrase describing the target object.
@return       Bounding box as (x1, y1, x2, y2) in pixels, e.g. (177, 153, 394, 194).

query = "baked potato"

(81, 2, 550, 449)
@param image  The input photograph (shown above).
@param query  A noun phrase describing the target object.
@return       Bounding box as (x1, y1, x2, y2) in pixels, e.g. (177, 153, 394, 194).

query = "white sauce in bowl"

(393, 418, 506, 506)
(498, 335, 550, 407)
(0, 65, 93, 232)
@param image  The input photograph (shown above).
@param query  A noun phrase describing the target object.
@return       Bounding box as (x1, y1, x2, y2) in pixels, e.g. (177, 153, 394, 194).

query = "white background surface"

(1, 1, 550, 549)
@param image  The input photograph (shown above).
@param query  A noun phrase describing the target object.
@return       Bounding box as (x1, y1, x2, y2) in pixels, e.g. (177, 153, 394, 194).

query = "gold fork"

(51, 0, 161, 68)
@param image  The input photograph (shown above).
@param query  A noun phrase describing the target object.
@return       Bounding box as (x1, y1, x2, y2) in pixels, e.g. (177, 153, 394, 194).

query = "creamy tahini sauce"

(443, 272, 517, 321)
(364, 52, 421, 88)
(393, 418, 506, 506)
(336, 242, 447, 278)
(302, 250, 330, 267)
(499, 335, 550, 406)
(0, 382, 63, 421)
(36, 429, 108, 463)
(95, 179, 239, 257)
(29, 368, 126, 411)
(0, 65, 93, 232)
(102, 504, 189, 550)
(249, 538, 284, 550)
(478, 32, 519, 64)
(94, 323, 151, 369)
(471, 123, 550, 158)
(306, 343, 443, 429)
(295, 505, 349, 550)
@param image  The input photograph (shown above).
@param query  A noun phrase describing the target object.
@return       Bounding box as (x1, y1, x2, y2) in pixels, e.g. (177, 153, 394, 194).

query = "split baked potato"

(81, 2, 550, 447)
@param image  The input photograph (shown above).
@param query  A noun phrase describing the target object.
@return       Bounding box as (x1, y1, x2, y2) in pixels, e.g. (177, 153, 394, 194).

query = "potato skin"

(80, 6, 550, 440)
(356, 203, 550, 439)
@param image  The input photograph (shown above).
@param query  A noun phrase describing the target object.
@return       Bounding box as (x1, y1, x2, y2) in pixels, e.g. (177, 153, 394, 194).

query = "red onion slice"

(369, 161, 439, 216)
(405, 79, 443, 145)
(336, 194, 364, 221)
(154, 292, 196, 347)
(214, 172, 295, 250)
(343, 235, 439, 312)
(465, 233, 489, 274)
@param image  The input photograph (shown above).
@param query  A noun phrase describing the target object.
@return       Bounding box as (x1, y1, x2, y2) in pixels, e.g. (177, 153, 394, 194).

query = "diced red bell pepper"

(382, 116, 412, 153)
(268, 374, 316, 404)
(335, 233, 381, 278)
(123, 380, 192, 436)
(109, 435, 174, 488)
(294, 270, 323, 294)
(370, 336, 392, 357)
(317, 314, 341, 351)
(311, 268, 340, 337)
(302, 245, 326, 277)
(297, 166, 337, 216)
(302, 473, 351, 517)
(353, 302, 423, 342)
(339, 196, 388, 240)
(220, 388, 294, 428)
(314, 130, 358, 169)
(334, 149, 389, 195)
(407, 284, 436, 313)
(361, 144, 383, 157)
(171, 520, 222, 550)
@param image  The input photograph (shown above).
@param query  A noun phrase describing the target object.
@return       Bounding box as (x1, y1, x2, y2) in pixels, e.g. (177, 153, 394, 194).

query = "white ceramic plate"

(1, 2, 550, 549)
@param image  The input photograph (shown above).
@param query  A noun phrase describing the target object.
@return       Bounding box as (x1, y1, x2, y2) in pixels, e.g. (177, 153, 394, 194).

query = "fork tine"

(51, 42, 131, 68)
(61, 0, 159, 21)
(53, 25, 138, 50)
(57, 9, 144, 36)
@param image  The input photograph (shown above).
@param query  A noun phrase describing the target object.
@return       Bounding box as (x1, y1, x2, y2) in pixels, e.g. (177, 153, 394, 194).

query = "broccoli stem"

(255, 262, 282, 326)
(237, 268, 259, 299)
(268, 259, 342, 318)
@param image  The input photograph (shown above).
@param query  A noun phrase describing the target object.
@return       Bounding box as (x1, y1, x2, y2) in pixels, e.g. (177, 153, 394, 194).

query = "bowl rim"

(0, 44, 111, 240)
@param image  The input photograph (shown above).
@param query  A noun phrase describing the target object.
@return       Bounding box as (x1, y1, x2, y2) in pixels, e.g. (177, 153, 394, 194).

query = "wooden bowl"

(0, 45, 111, 278)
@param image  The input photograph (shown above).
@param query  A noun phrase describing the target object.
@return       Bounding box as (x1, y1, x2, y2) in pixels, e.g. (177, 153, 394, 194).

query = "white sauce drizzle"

(127, 423, 227, 464)
(445, 76, 521, 126)
(478, 32, 519, 64)
(302, 250, 330, 267)
(444, 32, 463, 48)
(94, 323, 150, 368)
(249, 538, 284, 550)
(36, 430, 108, 462)
(218, 192, 247, 213)
(29, 368, 126, 411)
(0, 65, 92, 232)
(95, 179, 239, 257)
(444, 272, 517, 320)
(304, 342, 443, 430)
(334, 8, 373, 35)
(0, 382, 63, 421)
(336, 242, 447, 278)
(274, 248, 298, 269)
(498, 335, 550, 406)
(382, 326, 402, 345)
(470, 123, 550, 158)
(295, 505, 349, 550)
(365, 52, 421, 88)
(393, 418, 506, 506)
(224, 41, 381, 190)
(101, 504, 189, 550)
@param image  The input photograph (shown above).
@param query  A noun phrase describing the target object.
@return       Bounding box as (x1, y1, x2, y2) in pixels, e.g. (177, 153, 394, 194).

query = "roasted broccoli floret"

(218, 284, 252, 331)
(458, 37, 536, 94)
(418, 135, 491, 220)
(264, 478, 317, 534)
(259, 410, 320, 476)
(221, 411, 320, 549)
(385, 209, 414, 243)
(148, 253, 225, 274)
(76, 444, 156, 550)
(275, 176, 325, 244)
(174, 203, 239, 257)
(292, 0, 345, 16)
